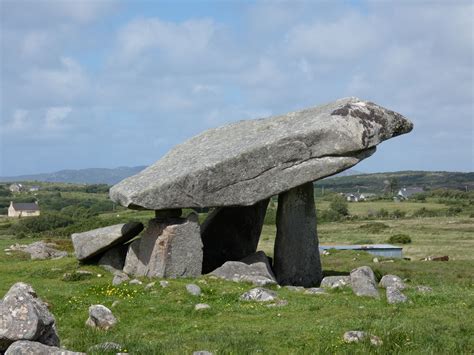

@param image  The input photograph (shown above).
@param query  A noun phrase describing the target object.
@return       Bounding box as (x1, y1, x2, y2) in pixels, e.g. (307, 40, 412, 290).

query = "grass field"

(1, 198, 473, 354)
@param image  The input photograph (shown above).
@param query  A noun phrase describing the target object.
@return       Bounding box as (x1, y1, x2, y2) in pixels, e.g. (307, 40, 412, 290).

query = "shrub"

(359, 222, 390, 233)
(412, 207, 440, 218)
(388, 234, 412, 244)
(390, 209, 406, 219)
(10, 212, 74, 234)
(318, 209, 343, 223)
(329, 195, 349, 216)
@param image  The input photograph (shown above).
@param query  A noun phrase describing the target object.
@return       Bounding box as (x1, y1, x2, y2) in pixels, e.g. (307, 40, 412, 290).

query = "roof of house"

(11, 202, 39, 211)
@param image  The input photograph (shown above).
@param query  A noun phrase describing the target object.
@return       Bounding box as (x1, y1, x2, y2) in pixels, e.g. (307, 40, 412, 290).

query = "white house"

(397, 187, 424, 200)
(8, 201, 40, 218)
(9, 183, 23, 193)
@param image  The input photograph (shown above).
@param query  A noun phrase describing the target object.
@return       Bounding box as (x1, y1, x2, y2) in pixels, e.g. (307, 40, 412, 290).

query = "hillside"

(316, 171, 474, 193)
(0, 166, 147, 185)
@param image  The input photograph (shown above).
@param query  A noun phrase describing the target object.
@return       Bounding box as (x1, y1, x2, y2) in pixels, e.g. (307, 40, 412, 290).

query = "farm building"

(9, 183, 23, 193)
(8, 201, 40, 218)
(345, 192, 366, 202)
(397, 187, 424, 200)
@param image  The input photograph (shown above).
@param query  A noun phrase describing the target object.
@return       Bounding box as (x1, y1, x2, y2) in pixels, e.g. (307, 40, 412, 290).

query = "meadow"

(0, 184, 473, 354)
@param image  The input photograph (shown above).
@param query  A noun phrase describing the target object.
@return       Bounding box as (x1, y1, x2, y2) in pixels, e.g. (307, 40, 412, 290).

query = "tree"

(329, 195, 349, 216)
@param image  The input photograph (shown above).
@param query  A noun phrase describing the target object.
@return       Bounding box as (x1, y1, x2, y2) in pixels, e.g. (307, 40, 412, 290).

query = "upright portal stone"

(273, 182, 321, 287)
(201, 199, 269, 273)
(123, 214, 202, 278)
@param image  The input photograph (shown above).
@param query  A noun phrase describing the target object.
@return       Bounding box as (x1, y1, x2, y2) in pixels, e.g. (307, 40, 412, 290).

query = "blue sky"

(1, 0, 473, 176)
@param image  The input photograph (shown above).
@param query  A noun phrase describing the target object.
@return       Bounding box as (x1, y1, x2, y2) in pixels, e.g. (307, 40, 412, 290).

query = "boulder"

(9, 242, 67, 260)
(194, 303, 210, 311)
(123, 215, 202, 278)
(273, 182, 322, 287)
(98, 244, 129, 271)
(350, 266, 379, 298)
(240, 288, 277, 302)
(201, 199, 269, 273)
(85, 305, 117, 330)
(320, 275, 351, 289)
(71, 222, 143, 261)
(112, 271, 129, 286)
(210, 251, 276, 286)
(110, 98, 413, 210)
(386, 286, 408, 304)
(379, 275, 406, 290)
(0, 282, 59, 351)
(186, 284, 201, 296)
(343, 331, 382, 346)
(5, 341, 84, 355)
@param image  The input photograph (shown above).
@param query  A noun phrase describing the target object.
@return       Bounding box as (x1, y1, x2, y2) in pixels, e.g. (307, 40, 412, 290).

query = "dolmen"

(81, 97, 412, 287)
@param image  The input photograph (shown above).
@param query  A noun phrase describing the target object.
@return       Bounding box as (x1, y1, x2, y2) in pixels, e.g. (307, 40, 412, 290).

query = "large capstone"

(71, 222, 144, 261)
(201, 199, 269, 273)
(273, 182, 321, 287)
(123, 214, 202, 278)
(110, 98, 413, 210)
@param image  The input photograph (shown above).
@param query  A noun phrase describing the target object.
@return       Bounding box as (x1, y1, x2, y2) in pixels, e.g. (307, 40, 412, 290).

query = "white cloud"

(45, 106, 72, 129)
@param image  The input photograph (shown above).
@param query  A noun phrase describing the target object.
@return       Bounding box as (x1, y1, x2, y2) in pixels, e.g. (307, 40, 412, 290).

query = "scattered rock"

(111, 300, 120, 308)
(350, 266, 379, 298)
(88, 342, 123, 353)
(284, 286, 304, 292)
(160, 281, 169, 288)
(194, 303, 211, 311)
(129, 279, 142, 285)
(71, 222, 144, 261)
(386, 286, 408, 304)
(123, 216, 202, 278)
(415, 285, 433, 293)
(62, 271, 94, 282)
(266, 300, 288, 308)
(5, 340, 84, 355)
(304, 288, 327, 295)
(8, 241, 67, 260)
(372, 257, 379, 263)
(193, 351, 213, 355)
(145, 282, 156, 290)
(343, 331, 383, 346)
(240, 288, 277, 302)
(210, 251, 276, 286)
(321, 250, 330, 256)
(85, 305, 117, 330)
(0, 282, 59, 351)
(422, 255, 449, 261)
(112, 272, 130, 286)
(320, 275, 351, 289)
(379, 275, 405, 290)
(186, 284, 201, 296)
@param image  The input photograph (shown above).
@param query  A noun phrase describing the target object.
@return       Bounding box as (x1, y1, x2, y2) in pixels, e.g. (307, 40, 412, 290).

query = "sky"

(0, 0, 473, 176)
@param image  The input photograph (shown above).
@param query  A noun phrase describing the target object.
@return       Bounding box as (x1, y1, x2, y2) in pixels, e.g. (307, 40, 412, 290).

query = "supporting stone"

(123, 213, 202, 278)
(273, 182, 322, 287)
(201, 199, 269, 273)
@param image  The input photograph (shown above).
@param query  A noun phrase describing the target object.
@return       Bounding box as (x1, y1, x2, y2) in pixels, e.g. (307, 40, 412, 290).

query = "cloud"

(1, 0, 472, 175)
(45, 106, 72, 129)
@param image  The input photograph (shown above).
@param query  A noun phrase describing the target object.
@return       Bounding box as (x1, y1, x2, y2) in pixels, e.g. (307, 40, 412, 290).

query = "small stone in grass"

(85, 305, 117, 330)
(129, 279, 142, 285)
(160, 280, 169, 288)
(240, 287, 277, 302)
(343, 331, 382, 346)
(186, 284, 201, 296)
(194, 303, 211, 311)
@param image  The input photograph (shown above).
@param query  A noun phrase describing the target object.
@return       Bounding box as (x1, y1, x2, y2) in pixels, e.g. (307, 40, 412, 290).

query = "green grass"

(1, 197, 473, 354)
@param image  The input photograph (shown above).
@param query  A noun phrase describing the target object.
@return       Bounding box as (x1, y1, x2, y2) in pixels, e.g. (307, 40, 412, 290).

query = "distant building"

(9, 183, 23, 193)
(29, 186, 40, 192)
(345, 192, 366, 202)
(8, 201, 40, 218)
(397, 187, 424, 200)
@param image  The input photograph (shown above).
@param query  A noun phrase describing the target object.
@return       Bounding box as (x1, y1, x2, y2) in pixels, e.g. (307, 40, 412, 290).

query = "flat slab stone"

(71, 222, 144, 261)
(110, 98, 412, 210)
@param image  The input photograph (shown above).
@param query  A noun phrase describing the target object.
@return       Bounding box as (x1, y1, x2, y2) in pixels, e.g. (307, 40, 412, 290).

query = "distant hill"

(0, 166, 147, 185)
(316, 171, 474, 193)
